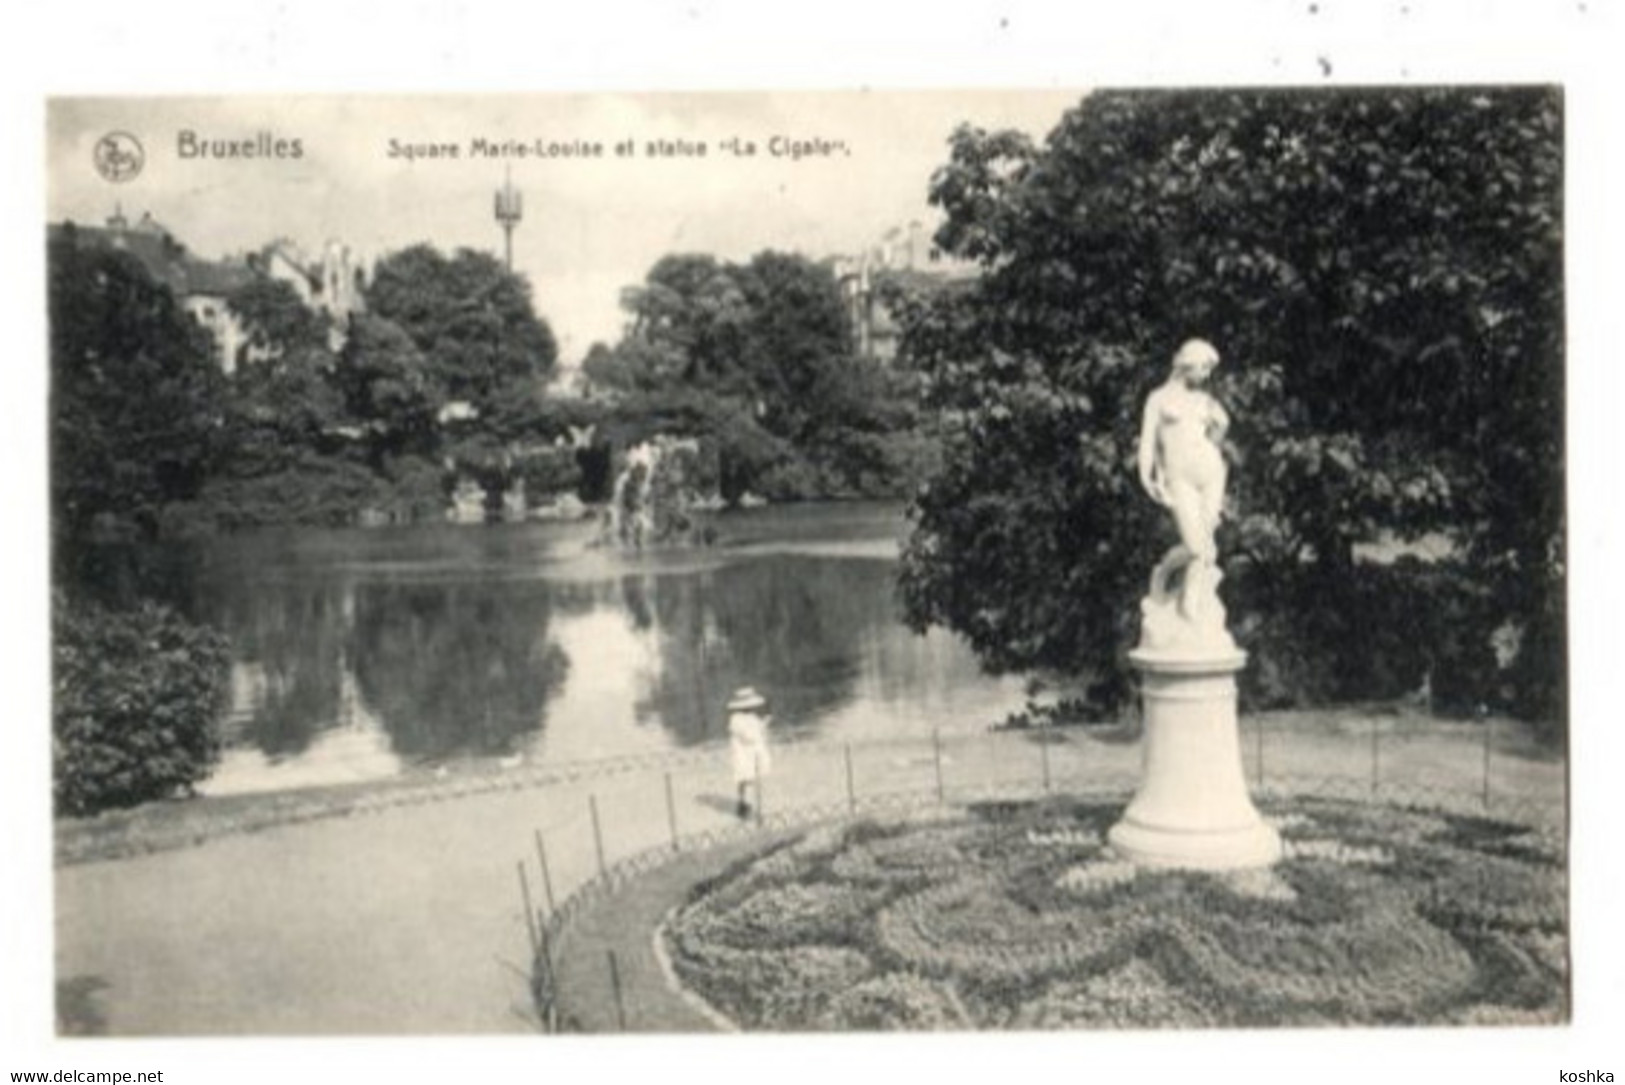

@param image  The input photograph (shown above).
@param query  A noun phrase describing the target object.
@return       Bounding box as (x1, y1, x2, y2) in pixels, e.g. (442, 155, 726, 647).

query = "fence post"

(754, 754, 765, 825)
(517, 861, 539, 957)
(534, 830, 556, 915)
(589, 794, 608, 879)
(536, 831, 562, 916)
(1040, 727, 1052, 793)
(1254, 713, 1266, 791)
(933, 729, 944, 803)
(1370, 716, 1380, 797)
(536, 923, 557, 1032)
(606, 950, 628, 1031)
(1482, 717, 1493, 811)
(844, 743, 856, 814)
(664, 772, 680, 851)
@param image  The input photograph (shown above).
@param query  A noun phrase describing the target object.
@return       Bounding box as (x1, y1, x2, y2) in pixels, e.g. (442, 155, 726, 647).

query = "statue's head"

(1172, 339, 1220, 383)
(727, 686, 770, 718)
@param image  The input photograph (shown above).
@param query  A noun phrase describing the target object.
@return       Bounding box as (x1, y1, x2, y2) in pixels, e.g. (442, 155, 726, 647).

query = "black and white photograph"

(6, 2, 1621, 1081)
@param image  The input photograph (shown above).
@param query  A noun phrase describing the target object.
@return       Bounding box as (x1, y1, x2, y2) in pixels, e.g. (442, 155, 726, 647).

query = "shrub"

(198, 454, 386, 528)
(515, 446, 584, 501)
(751, 455, 821, 503)
(1236, 558, 1505, 717)
(53, 593, 231, 817)
(375, 454, 452, 522)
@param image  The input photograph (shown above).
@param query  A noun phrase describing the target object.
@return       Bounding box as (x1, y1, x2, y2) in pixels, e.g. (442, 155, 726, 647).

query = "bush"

(803, 428, 941, 501)
(198, 454, 387, 528)
(374, 454, 452, 522)
(1236, 558, 1504, 716)
(752, 455, 821, 503)
(515, 446, 584, 501)
(53, 593, 231, 817)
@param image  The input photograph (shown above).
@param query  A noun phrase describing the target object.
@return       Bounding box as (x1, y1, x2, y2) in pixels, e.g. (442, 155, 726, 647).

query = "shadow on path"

(56, 975, 110, 1036)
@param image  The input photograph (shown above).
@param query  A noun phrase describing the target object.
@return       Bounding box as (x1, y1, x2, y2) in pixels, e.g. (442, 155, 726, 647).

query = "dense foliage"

(583, 251, 930, 503)
(49, 235, 229, 552)
(50, 229, 582, 535)
(53, 593, 231, 817)
(51, 220, 934, 533)
(896, 88, 1564, 726)
(366, 245, 559, 416)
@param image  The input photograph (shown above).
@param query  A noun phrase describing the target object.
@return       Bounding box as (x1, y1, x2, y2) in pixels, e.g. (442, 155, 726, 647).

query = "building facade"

(831, 222, 977, 363)
(50, 209, 369, 374)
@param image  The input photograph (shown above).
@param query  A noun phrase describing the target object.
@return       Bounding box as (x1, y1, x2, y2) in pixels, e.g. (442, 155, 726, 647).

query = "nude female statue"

(1137, 339, 1230, 626)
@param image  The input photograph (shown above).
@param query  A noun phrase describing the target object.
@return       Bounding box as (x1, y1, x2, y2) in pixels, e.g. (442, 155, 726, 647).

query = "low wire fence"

(509, 716, 1566, 1031)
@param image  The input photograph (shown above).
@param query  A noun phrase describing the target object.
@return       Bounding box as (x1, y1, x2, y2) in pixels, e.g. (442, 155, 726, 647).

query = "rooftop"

(49, 212, 255, 299)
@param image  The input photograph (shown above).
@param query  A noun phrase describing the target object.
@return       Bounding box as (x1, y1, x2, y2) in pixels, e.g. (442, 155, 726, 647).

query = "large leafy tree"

(621, 254, 753, 389)
(226, 276, 332, 368)
(737, 251, 855, 444)
(365, 244, 559, 415)
(365, 245, 568, 509)
(898, 88, 1563, 721)
(589, 254, 787, 502)
(336, 313, 441, 464)
(221, 278, 346, 476)
(587, 250, 922, 502)
(49, 233, 228, 546)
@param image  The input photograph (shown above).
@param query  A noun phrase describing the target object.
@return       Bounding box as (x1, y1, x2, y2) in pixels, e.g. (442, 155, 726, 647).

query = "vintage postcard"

(13, 3, 1619, 1081)
(42, 82, 1571, 1033)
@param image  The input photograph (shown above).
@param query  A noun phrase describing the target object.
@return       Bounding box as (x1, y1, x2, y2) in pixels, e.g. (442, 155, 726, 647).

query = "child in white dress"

(727, 687, 773, 818)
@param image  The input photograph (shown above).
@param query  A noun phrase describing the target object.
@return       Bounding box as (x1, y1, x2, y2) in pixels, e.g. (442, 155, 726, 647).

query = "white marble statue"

(1115, 339, 1278, 870)
(1136, 338, 1237, 654)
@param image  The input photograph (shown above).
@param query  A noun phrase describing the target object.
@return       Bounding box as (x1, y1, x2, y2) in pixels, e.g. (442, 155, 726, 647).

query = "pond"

(152, 503, 1027, 796)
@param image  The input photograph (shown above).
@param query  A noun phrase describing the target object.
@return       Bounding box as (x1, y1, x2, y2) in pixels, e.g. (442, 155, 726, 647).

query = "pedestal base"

(1108, 648, 1281, 871)
(1107, 814, 1283, 870)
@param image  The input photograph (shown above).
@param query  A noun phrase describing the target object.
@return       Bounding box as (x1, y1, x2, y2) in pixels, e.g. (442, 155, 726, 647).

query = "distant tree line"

(50, 234, 582, 548)
(51, 236, 935, 552)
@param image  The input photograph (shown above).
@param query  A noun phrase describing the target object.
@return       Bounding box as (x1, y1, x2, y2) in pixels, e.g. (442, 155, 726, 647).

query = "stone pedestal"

(1107, 648, 1281, 870)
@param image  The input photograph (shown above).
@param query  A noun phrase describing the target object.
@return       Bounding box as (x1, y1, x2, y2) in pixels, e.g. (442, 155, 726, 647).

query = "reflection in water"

(175, 506, 1026, 795)
(611, 557, 895, 747)
(350, 581, 571, 761)
(220, 581, 346, 757)
(623, 572, 726, 745)
(209, 657, 404, 795)
(709, 556, 878, 729)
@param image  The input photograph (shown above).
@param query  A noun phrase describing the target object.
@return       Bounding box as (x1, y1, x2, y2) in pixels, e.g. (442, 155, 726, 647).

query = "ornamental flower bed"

(661, 797, 1567, 1030)
(817, 973, 969, 1031)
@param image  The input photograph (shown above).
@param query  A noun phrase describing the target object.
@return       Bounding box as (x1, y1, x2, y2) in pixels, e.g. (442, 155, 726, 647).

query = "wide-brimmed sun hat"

(727, 686, 768, 712)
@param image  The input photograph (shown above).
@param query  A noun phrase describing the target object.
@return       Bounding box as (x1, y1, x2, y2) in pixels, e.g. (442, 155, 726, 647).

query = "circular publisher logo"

(94, 131, 145, 183)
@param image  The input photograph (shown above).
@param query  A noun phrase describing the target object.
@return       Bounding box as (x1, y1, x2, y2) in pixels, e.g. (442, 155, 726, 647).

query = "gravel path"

(55, 765, 739, 1035)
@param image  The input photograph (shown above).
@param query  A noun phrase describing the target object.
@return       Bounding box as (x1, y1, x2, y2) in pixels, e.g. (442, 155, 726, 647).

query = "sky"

(48, 91, 1083, 365)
